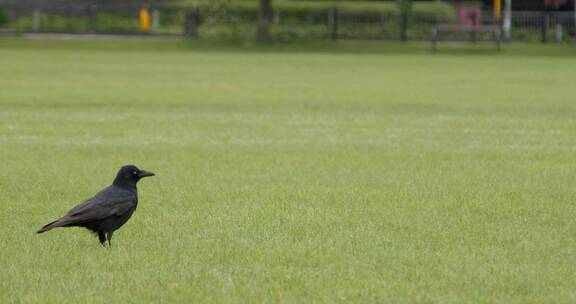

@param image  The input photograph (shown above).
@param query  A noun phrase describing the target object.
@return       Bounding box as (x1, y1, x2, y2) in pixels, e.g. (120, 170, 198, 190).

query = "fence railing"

(0, 4, 574, 43)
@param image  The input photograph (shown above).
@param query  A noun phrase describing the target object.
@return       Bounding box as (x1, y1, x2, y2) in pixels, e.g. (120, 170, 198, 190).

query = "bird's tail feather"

(37, 220, 63, 234)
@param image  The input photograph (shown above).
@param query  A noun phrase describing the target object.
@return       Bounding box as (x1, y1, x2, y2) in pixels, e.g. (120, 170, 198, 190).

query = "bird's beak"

(138, 170, 155, 178)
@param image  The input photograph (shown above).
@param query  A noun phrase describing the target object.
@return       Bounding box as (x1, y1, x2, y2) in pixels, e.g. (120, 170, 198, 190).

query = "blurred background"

(0, 0, 574, 44)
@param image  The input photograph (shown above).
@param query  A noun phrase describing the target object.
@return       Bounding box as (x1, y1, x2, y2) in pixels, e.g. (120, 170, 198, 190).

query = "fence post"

(400, 10, 408, 41)
(87, 5, 97, 33)
(470, 14, 477, 43)
(398, 0, 411, 41)
(540, 10, 549, 43)
(184, 9, 199, 37)
(503, 0, 511, 42)
(328, 7, 338, 41)
(555, 23, 563, 43)
(256, 0, 272, 44)
(431, 27, 437, 52)
(495, 28, 501, 51)
(152, 9, 160, 32)
(32, 8, 40, 32)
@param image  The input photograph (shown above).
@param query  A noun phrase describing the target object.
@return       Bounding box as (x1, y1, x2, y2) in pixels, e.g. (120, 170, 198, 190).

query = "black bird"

(37, 165, 155, 247)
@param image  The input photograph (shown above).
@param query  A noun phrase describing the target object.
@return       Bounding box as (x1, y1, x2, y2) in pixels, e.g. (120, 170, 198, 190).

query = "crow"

(37, 165, 154, 247)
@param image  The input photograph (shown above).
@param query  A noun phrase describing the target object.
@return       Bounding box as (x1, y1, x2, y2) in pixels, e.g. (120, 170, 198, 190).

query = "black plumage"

(37, 165, 154, 247)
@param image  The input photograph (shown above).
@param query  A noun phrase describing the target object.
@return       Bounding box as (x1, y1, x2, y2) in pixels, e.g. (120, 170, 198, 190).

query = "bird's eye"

(133, 171, 138, 175)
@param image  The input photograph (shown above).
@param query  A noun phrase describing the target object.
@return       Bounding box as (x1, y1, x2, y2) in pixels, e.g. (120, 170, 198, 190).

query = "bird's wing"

(62, 187, 135, 223)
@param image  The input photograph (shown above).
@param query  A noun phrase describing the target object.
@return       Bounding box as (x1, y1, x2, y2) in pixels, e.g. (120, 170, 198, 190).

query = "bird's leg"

(98, 231, 106, 247)
(106, 231, 114, 248)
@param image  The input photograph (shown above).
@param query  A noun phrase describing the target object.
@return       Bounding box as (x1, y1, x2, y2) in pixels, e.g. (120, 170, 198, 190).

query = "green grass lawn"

(1, 39, 576, 303)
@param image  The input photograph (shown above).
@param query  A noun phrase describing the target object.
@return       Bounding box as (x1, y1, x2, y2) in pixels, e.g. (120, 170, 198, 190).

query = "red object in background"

(544, 0, 569, 8)
(459, 7, 481, 26)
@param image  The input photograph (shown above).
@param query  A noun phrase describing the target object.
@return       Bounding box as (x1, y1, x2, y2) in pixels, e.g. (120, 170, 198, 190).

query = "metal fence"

(0, 4, 185, 35)
(0, 4, 574, 43)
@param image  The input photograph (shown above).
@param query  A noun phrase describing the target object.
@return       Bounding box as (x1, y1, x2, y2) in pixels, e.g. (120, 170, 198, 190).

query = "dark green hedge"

(0, 8, 9, 27)
(170, 1, 456, 18)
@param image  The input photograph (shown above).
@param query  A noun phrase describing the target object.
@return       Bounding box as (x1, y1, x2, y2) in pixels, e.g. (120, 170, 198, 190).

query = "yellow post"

(493, 0, 501, 20)
(139, 7, 151, 33)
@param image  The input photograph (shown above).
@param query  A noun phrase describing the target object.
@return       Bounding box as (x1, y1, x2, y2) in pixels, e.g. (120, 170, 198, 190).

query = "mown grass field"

(1, 39, 575, 303)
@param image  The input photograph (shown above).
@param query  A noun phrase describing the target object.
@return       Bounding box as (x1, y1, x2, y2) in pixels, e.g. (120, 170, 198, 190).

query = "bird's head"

(113, 165, 155, 187)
